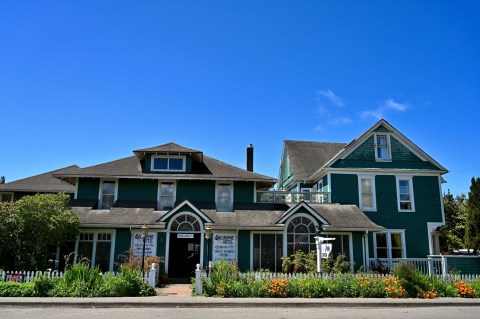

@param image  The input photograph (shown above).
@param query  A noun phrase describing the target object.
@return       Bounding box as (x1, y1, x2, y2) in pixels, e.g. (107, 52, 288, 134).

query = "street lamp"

(141, 224, 149, 279)
(205, 226, 212, 276)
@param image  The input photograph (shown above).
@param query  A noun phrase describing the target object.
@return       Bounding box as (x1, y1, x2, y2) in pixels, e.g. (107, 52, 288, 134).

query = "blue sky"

(1, 1, 479, 196)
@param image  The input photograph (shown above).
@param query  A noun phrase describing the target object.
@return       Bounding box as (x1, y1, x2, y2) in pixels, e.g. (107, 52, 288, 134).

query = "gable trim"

(276, 201, 329, 225)
(158, 200, 214, 223)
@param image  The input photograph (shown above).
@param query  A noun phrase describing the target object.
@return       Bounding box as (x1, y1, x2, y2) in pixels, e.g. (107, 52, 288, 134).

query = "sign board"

(177, 234, 194, 239)
(212, 232, 236, 262)
(321, 243, 332, 259)
(132, 232, 157, 257)
(7, 274, 24, 283)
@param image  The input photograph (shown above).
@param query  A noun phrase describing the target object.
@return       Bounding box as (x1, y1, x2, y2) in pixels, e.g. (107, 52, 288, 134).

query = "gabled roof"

(133, 142, 203, 161)
(54, 154, 276, 186)
(0, 165, 78, 193)
(283, 140, 346, 181)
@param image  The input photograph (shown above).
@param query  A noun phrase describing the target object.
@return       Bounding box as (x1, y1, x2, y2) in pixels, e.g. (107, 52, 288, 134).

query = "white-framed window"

(75, 230, 115, 272)
(151, 155, 186, 172)
(396, 176, 415, 211)
(286, 215, 317, 255)
(99, 180, 117, 210)
(0, 192, 13, 202)
(157, 181, 176, 211)
(375, 133, 391, 161)
(358, 175, 376, 211)
(374, 230, 405, 259)
(216, 182, 233, 212)
(252, 233, 283, 272)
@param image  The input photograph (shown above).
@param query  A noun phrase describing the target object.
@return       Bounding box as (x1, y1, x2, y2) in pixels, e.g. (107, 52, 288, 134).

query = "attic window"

(375, 134, 391, 161)
(151, 155, 186, 172)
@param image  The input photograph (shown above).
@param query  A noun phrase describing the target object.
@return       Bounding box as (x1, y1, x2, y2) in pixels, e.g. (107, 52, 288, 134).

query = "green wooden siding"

(352, 232, 365, 271)
(331, 136, 439, 170)
(118, 179, 157, 201)
(114, 228, 131, 270)
(237, 230, 250, 272)
(176, 180, 215, 203)
(446, 257, 480, 275)
(279, 151, 294, 189)
(374, 125, 392, 132)
(234, 181, 254, 203)
(77, 178, 100, 200)
(331, 174, 358, 205)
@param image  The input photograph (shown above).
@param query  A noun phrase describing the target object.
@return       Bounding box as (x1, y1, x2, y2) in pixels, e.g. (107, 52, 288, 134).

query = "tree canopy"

(0, 193, 79, 270)
(466, 177, 480, 254)
(439, 190, 467, 253)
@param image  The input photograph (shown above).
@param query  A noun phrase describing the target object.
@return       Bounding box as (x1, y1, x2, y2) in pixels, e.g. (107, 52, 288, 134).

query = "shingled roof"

(133, 142, 203, 161)
(0, 165, 78, 193)
(284, 140, 346, 181)
(54, 154, 276, 186)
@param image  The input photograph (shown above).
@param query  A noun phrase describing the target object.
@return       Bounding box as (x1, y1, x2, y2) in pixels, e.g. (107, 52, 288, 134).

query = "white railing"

(256, 190, 331, 204)
(368, 257, 445, 276)
(0, 263, 158, 287)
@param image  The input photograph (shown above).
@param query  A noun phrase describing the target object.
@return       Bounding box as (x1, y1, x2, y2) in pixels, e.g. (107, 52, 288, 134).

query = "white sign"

(132, 232, 157, 257)
(177, 234, 194, 239)
(212, 232, 236, 262)
(321, 243, 332, 259)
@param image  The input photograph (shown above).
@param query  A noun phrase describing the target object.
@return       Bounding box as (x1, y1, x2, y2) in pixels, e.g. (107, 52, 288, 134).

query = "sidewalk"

(1, 284, 480, 308)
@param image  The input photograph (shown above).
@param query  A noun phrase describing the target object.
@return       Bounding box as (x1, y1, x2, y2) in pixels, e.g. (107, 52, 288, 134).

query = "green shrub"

(0, 282, 35, 297)
(426, 276, 457, 297)
(470, 279, 480, 296)
(33, 274, 56, 297)
(209, 260, 239, 288)
(391, 262, 430, 298)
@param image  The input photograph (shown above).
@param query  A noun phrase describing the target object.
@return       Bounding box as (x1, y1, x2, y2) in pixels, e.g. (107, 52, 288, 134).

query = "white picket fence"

(0, 263, 158, 287)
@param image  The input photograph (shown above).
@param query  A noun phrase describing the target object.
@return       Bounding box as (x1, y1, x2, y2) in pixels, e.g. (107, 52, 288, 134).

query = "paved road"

(1, 306, 479, 319)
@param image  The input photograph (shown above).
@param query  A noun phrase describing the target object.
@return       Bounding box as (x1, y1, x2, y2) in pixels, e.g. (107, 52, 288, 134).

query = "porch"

(256, 190, 331, 204)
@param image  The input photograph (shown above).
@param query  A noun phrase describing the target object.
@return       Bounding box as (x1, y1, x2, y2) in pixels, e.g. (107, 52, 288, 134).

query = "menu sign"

(212, 232, 236, 262)
(132, 232, 157, 257)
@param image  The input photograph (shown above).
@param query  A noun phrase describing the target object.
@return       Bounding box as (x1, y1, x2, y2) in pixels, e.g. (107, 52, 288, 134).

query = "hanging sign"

(321, 243, 332, 259)
(132, 232, 157, 257)
(212, 232, 236, 262)
(177, 234, 194, 239)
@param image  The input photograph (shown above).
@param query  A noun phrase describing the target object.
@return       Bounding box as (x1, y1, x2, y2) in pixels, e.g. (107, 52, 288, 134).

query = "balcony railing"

(256, 190, 331, 204)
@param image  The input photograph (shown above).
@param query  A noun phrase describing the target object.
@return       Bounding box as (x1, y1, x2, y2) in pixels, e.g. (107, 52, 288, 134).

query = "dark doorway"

(168, 233, 201, 278)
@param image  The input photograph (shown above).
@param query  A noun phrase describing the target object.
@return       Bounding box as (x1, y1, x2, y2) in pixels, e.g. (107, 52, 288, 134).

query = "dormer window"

(375, 133, 391, 161)
(151, 155, 186, 172)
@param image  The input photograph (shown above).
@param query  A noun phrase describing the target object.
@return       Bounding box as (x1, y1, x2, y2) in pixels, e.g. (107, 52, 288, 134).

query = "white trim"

(0, 192, 14, 202)
(427, 222, 444, 255)
(439, 176, 446, 225)
(358, 174, 377, 211)
(253, 182, 257, 203)
(396, 175, 415, 212)
(150, 155, 186, 172)
(374, 133, 392, 162)
(156, 180, 177, 211)
(74, 178, 79, 200)
(326, 168, 444, 176)
(215, 181, 233, 212)
(276, 201, 329, 225)
(159, 200, 213, 223)
(98, 179, 118, 210)
(283, 213, 319, 256)
(373, 229, 406, 259)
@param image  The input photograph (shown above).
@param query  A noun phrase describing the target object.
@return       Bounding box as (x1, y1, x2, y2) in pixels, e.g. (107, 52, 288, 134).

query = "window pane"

(102, 195, 115, 209)
(261, 234, 275, 270)
(178, 222, 194, 231)
(95, 241, 111, 272)
(77, 241, 93, 262)
(169, 158, 183, 170)
(253, 234, 260, 270)
(276, 234, 283, 272)
(153, 158, 168, 170)
(391, 248, 403, 258)
(400, 202, 412, 210)
(378, 147, 388, 159)
(218, 185, 231, 197)
(361, 179, 372, 193)
(377, 248, 388, 258)
(161, 183, 174, 196)
(160, 197, 174, 210)
(102, 182, 115, 195)
(376, 233, 387, 248)
(294, 233, 308, 243)
(362, 194, 373, 208)
(391, 233, 403, 249)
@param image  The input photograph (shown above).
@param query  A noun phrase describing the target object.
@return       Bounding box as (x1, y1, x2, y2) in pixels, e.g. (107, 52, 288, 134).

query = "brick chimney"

(246, 144, 254, 172)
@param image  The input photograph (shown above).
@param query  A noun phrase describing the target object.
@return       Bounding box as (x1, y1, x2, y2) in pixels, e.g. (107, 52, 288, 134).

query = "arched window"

(170, 214, 201, 232)
(286, 216, 316, 255)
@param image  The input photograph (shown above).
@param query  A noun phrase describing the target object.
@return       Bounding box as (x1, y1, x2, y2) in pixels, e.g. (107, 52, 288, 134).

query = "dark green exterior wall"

(331, 136, 439, 170)
(446, 257, 480, 275)
(176, 180, 215, 203)
(331, 174, 358, 205)
(118, 179, 157, 201)
(237, 230, 250, 272)
(114, 228, 131, 270)
(77, 178, 100, 200)
(352, 232, 364, 271)
(234, 181, 254, 203)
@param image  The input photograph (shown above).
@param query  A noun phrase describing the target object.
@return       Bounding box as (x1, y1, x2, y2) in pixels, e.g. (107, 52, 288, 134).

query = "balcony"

(256, 190, 331, 204)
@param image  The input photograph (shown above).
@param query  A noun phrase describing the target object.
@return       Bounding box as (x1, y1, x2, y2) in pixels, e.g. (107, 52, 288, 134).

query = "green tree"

(465, 177, 480, 254)
(12, 193, 79, 270)
(0, 201, 22, 269)
(439, 190, 467, 253)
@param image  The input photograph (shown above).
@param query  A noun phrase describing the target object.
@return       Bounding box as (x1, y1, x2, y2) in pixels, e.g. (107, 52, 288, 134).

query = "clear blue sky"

(1, 1, 479, 196)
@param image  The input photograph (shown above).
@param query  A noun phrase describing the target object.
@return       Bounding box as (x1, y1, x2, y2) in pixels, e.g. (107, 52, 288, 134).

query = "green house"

(0, 119, 448, 277)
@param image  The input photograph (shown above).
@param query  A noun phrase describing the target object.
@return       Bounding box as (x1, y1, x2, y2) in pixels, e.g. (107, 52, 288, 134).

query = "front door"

(168, 233, 201, 278)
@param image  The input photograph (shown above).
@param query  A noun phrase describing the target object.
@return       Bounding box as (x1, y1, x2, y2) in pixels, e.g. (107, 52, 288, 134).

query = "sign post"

(314, 236, 336, 274)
